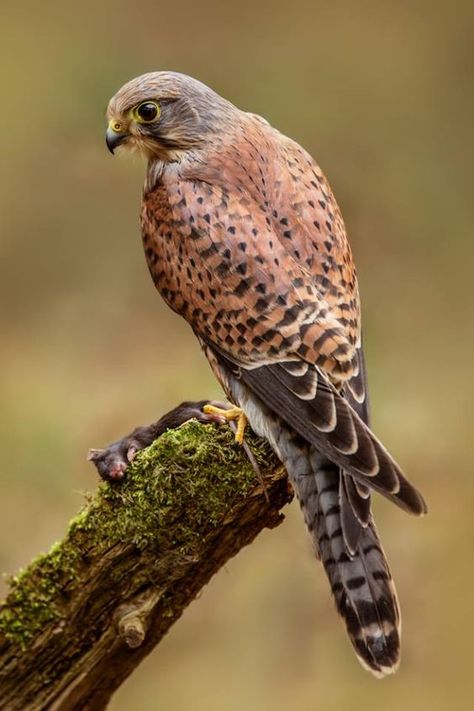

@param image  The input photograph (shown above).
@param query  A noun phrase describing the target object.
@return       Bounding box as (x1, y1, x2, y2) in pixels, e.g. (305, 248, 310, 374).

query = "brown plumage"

(105, 71, 427, 676)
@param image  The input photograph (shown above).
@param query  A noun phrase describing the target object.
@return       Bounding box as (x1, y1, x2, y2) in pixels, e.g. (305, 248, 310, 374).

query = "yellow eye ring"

(132, 101, 161, 124)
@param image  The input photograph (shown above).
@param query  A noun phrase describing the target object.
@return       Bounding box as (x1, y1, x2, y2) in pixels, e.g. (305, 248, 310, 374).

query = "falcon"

(103, 71, 427, 676)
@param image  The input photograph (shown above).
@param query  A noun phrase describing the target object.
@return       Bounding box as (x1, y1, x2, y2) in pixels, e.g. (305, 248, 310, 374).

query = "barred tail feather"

(299, 456, 401, 676)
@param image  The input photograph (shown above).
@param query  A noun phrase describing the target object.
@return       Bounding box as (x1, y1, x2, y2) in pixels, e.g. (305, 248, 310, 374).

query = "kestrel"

(104, 72, 427, 676)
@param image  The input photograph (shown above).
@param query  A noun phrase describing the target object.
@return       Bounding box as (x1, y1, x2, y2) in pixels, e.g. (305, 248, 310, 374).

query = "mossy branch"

(0, 421, 291, 711)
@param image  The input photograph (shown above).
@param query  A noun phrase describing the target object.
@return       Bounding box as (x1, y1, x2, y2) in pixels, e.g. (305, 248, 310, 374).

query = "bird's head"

(106, 71, 234, 161)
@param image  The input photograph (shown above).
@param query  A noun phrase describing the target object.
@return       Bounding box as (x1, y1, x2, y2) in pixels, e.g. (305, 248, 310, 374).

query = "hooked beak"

(106, 124, 128, 154)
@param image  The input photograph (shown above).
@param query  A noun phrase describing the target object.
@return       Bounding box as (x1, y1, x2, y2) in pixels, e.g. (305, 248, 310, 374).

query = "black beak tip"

(106, 129, 126, 155)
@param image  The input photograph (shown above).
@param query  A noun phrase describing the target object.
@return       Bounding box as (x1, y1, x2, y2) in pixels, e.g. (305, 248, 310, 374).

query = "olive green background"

(1, 1, 472, 708)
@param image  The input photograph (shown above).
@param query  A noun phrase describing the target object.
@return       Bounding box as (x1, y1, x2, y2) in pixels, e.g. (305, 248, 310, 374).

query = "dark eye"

(135, 101, 160, 123)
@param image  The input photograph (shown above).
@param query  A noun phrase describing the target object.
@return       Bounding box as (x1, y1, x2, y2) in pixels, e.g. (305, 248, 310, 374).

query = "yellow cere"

(108, 119, 123, 133)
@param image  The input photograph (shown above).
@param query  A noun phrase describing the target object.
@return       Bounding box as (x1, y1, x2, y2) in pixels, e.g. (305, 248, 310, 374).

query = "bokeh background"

(1, 1, 473, 708)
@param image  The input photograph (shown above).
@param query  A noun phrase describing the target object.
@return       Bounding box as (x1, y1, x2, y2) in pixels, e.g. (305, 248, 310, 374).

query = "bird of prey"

(104, 71, 427, 676)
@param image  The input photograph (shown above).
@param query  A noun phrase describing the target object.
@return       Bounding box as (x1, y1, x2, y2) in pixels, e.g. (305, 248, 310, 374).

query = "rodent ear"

(87, 448, 105, 462)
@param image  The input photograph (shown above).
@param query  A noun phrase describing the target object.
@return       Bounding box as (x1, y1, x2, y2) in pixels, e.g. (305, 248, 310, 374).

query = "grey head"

(106, 71, 238, 161)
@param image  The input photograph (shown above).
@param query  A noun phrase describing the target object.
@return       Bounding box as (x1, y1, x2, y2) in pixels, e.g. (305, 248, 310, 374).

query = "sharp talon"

(203, 404, 248, 444)
(228, 421, 269, 502)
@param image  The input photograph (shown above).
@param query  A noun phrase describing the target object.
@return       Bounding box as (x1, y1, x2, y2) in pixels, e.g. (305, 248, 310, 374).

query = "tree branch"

(0, 421, 292, 710)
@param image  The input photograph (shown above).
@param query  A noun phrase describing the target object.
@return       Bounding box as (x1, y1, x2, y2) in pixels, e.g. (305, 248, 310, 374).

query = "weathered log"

(0, 421, 292, 710)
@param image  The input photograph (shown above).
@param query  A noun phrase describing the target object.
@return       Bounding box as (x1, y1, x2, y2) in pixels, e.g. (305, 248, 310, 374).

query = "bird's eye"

(134, 101, 160, 123)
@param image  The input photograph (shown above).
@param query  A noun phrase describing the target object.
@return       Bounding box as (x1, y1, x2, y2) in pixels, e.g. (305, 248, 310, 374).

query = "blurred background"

(1, 0, 473, 708)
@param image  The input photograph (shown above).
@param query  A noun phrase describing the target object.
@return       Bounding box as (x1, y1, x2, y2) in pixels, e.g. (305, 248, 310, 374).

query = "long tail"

(297, 452, 400, 676)
(227, 378, 405, 676)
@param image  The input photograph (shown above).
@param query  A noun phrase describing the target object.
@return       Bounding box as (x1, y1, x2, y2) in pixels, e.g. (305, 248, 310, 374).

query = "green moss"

(0, 545, 80, 648)
(89, 420, 272, 551)
(0, 421, 275, 647)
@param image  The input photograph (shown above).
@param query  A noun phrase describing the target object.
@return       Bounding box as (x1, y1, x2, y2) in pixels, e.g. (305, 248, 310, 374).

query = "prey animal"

(95, 71, 426, 676)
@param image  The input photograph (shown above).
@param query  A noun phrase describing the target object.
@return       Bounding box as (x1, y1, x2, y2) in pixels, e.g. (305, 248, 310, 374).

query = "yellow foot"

(203, 404, 248, 445)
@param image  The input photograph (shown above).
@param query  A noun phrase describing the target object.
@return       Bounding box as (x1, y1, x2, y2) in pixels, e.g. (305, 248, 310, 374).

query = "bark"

(0, 421, 292, 710)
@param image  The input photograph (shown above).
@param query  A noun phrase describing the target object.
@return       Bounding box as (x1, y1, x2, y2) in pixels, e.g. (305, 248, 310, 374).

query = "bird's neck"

(144, 158, 166, 192)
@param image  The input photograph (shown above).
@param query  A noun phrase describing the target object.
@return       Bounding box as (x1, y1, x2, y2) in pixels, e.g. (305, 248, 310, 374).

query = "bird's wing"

(257, 134, 380, 531)
(261, 134, 377, 537)
(220, 127, 375, 539)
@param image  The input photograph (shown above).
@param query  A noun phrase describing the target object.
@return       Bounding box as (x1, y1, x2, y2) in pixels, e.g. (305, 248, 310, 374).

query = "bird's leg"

(203, 403, 267, 499)
(88, 400, 227, 482)
(202, 404, 248, 444)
